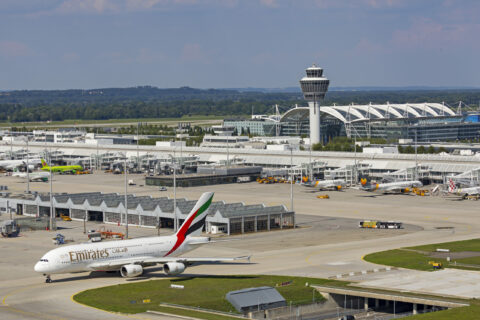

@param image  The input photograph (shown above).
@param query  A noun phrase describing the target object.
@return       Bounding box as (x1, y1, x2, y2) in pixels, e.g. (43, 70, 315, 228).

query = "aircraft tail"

(165, 192, 214, 257)
(447, 178, 457, 193)
(359, 176, 371, 187)
(177, 192, 214, 238)
(41, 159, 48, 168)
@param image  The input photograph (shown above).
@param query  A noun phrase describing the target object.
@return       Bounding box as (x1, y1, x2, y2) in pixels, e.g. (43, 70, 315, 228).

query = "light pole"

(10, 126, 13, 159)
(26, 138, 30, 194)
(309, 142, 313, 181)
(170, 153, 177, 232)
(414, 129, 418, 181)
(289, 146, 294, 212)
(136, 122, 140, 173)
(124, 158, 129, 239)
(49, 150, 53, 231)
(167, 153, 178, 232)
(96, 127, 99, 172)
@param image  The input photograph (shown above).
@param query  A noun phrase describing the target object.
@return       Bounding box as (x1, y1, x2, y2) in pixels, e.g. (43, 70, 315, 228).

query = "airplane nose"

(34, 262, 41, 272)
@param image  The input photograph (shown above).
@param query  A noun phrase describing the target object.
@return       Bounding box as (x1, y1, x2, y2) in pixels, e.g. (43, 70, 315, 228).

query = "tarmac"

(1, 172, 479, 319)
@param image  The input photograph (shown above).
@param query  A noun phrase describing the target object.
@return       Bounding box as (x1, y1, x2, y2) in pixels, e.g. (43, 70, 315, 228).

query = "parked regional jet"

(41, 159, 83, 174)
(0, 159, 41, 171)
(360, 178, 422, 193)
(35, 192, 249, 283)
(302, 179, 346, 191)
(446, 179, 480, 199)
(12, 170, 50, 182)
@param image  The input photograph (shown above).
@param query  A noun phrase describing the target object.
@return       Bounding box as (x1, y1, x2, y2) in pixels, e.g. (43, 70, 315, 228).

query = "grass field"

(408, 239, 480, 253)
(74, 275, 338, 317)
(408, 301, 480, 320)
(364, 239, 480, 272)
(0, 115, 225, 128)
(364, 249, 443, 271)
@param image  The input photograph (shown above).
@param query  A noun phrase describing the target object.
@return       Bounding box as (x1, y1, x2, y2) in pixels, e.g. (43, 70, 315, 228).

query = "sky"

(1, 0, 479, 90)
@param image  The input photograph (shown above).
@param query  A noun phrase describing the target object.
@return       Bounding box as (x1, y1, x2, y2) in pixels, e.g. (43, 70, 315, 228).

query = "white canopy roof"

(281, 103, 457, 124)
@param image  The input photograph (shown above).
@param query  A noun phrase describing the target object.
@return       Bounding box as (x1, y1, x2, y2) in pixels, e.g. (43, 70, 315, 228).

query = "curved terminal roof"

(281, 103, 457, 124)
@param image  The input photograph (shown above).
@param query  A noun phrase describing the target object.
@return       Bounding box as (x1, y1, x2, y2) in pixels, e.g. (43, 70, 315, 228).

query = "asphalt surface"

(1, 173, 479, 319)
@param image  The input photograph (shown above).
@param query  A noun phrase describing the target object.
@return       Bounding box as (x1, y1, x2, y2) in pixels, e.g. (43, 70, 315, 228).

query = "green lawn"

(364, 239, 480, 272)
(74, 275, 337, 315)
(408, 239, 480, 253)
(0, 115, 224, 127)
(408, 301, 480, 319)
(364, 249, 446, 271)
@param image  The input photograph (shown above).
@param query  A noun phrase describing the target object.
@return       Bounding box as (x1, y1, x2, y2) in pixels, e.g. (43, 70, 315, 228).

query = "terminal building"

(0, 192, 295, 235)
(225, 104, 480, 143)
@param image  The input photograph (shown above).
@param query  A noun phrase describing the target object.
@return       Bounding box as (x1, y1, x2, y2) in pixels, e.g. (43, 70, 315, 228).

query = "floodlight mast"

(299, 64, 330, 146)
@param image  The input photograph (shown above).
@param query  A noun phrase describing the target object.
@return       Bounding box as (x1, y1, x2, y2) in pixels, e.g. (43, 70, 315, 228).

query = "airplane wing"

(88, 255, 250, 271)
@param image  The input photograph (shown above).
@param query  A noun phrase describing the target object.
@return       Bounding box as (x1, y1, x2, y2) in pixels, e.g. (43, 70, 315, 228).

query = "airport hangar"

(0, 192, 295, 235)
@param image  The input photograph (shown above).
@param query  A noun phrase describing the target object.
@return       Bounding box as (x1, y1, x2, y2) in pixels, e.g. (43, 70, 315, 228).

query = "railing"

(159, 302, 247, 318)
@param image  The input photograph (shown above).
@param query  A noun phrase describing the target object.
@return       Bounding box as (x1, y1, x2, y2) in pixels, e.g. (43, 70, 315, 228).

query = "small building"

(146, 166, 262, 188)
(226, 287, 286, 313)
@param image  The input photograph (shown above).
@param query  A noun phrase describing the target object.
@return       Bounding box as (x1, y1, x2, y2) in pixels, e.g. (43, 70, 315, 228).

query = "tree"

(312, 143, 323, 151)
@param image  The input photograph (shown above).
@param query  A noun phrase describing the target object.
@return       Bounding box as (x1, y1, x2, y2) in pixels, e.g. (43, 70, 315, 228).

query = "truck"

(358, 220, 402, 229)
(1, 220, 20, 237)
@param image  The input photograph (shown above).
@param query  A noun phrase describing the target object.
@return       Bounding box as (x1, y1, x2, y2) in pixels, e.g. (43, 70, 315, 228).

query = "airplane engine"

(163, 262, 186, 275)
(120, 264, 143, 277)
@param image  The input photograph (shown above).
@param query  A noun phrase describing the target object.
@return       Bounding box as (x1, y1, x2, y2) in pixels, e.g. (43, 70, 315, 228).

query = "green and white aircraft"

(41, 159, 83, 174)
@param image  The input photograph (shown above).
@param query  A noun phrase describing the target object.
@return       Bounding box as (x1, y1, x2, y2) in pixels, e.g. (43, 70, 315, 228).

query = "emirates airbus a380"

(35, 192, 249, 283)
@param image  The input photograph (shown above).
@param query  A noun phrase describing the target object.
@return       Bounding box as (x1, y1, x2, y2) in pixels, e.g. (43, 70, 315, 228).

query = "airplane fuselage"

(362, 180, 423, 192)
(34, 235, 207, 275)
(41, 165, 83, 173)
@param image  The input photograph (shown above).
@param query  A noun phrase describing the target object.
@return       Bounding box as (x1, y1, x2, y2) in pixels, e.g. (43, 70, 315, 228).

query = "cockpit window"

(40, 259, 49, 262)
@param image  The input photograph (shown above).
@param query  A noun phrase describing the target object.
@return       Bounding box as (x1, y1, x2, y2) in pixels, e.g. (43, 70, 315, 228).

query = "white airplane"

(12, 170, 50, 182)
(360, 178, 423, 193)
(446, 179, 480, 199)
(0, 158, 41, 171)
(35, 192, 249, 283)
(302, 179, 346, 191)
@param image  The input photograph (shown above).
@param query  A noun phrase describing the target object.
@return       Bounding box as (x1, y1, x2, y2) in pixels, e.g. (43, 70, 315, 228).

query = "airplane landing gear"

(45, 275, 52, 283)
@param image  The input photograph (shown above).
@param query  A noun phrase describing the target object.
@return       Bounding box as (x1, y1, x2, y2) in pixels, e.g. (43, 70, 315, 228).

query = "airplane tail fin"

(360, 176, 370, 187)
(176, 192, 214, 238)
(447, 178, 456, 193)
(41, 159, 48, 168)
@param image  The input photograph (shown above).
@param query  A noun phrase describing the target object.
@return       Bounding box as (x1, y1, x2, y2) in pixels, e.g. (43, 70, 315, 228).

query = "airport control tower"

(299, 64, 330, 145)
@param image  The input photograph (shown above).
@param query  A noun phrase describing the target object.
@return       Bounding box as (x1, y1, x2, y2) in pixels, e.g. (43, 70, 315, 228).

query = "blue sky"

(1, 0, 479, 90)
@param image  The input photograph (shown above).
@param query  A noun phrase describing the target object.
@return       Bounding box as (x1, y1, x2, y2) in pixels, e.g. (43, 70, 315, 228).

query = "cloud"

(54, 0, 119, 14)
(125, 0, 168, 10)
(391, 19, 480, 50)
(62, 52, 80, 62)
(136, 48, 165, 63)
(181, 43, 207, 62)
(314, 0, 408, 9)
(0, 41, 32, 57)
(20, 0, 238, 15)
(260, 0, 278, 8)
